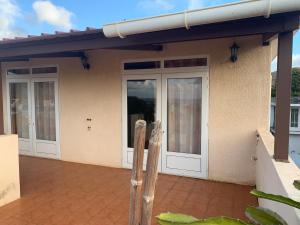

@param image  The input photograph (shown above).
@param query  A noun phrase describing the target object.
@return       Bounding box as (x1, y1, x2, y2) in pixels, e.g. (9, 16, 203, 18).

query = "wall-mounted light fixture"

(81, 53, 90, 70)
(230, 42, 240, 63)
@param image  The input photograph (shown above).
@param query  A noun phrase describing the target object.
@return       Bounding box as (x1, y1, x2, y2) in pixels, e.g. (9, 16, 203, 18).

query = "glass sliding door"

(8, 80, 33, 155)
(123, 75, 161, 169)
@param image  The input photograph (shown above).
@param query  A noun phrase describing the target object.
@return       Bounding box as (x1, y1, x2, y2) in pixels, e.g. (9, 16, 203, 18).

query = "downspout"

(103, 0, 300, 38)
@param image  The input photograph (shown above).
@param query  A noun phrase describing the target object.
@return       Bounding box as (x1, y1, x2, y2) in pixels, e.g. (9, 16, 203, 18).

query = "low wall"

(256, 130, 300, 225)
(0, 135, 20, 207)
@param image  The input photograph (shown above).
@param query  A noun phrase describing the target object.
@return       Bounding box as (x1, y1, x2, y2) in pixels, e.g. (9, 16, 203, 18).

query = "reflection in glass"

(127, 80, 156, 148)
(9, 83, 29, 138)
(167, 78, 202, 155)
(34, 81, 56, 141)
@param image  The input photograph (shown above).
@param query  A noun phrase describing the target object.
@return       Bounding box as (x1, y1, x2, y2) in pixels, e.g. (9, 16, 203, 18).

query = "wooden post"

(141, 121, 162, 225)
(129, 120, 146, 225)
(274, 31, 293, 161)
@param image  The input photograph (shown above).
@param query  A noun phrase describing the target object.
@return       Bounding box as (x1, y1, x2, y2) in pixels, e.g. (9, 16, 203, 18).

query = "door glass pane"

(127, 80, 156, 149)
(167, 78, 202, 155)
(9, 83, 29, 138)
(34, 81, 56, 141)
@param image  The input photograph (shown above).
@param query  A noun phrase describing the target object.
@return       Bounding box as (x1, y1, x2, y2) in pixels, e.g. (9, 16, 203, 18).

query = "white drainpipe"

(103, 0, 300, 38)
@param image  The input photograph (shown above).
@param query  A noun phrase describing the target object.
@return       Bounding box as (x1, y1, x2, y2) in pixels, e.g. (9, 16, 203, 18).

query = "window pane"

(164, 58, 207, 68)
(7, 68, 30, 75)
(34, 81, 56, 141)
(127, 80, 156, 148)
(124, 61, 160, 70)
(32, 67, 57, 74)
(167, 78, 202, 155)
(291, 108, 299, 128)
(9, 83, 29, 138)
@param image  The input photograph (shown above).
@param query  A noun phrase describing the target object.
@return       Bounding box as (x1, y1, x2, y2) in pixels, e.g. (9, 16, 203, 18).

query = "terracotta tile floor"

(0, 156, 257, 225)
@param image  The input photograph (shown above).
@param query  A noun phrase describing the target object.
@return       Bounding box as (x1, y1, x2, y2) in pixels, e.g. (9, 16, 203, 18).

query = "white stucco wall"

(256, 130, 300, 225)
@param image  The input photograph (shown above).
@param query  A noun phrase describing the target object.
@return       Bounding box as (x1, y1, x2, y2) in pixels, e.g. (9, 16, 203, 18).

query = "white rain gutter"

(103, 0, 300, 38)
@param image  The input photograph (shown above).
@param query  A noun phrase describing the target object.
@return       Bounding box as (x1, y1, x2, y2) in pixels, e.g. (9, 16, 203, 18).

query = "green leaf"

(245, 206, 287, 225)
(157, 213, 199, 224)
(250, 189, 300, 209)
(156, 213, 252, 225)
(293, 180, 300, 191)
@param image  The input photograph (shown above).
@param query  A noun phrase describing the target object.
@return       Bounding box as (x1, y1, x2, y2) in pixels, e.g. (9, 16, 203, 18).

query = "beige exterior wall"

(0, 135, 20, 207)
(1, 35, 272, 184)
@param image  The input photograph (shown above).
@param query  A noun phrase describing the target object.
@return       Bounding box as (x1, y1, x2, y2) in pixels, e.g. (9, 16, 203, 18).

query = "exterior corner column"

(274, 31, 293, 161)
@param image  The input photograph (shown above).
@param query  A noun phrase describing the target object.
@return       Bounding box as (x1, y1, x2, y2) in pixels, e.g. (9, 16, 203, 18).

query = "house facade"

(0, 0, 299, 186)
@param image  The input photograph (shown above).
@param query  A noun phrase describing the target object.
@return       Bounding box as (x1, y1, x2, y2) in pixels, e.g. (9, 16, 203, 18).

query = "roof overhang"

(0, 11, 299, 62)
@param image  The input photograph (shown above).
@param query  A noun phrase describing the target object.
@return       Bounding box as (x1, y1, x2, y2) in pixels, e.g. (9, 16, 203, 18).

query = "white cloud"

(271, 54, 300, 71)
(137, 0, 174, 13)
(293, 54, 300, 68)
(0, 0, 22, 39)
(33, 0, 73, 30)
(188, 0, 204, 10)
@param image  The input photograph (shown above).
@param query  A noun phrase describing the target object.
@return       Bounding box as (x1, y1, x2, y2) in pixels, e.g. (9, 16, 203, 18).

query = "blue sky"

(0, 0, 299, 70)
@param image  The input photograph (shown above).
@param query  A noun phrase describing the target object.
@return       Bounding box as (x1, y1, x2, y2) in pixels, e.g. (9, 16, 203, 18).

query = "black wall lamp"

(230, 42, 240, 63)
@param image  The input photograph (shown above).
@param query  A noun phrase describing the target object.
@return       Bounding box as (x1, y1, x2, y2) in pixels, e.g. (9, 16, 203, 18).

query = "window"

(291, 108, 299, 128)
(124, 61, 161, 70)
(7, 68, 30, 75)
(32, 67, 57, 74)
(164, 58, 207, 68)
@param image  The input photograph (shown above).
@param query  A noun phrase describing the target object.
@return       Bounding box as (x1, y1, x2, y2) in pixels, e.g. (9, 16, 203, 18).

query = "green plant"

(156, 180, 300, 225)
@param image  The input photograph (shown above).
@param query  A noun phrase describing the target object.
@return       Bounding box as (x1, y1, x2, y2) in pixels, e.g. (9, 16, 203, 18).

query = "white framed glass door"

(7, 79, 33, 155)
(161, 72, 208, 178)
(122, 71, 208, 178)
(122, 74, 161, 169)
(31, 78, 60, 158)
(7, 77, 60, 159)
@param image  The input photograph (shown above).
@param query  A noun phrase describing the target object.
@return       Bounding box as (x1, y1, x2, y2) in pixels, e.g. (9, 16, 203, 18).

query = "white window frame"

(290, 105, 300, 133)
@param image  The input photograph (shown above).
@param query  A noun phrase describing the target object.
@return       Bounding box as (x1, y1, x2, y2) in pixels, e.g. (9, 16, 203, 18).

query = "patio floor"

(0, 156, 257, 225)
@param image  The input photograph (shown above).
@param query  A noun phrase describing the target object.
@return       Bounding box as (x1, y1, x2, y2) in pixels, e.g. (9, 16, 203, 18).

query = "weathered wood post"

(141, 121, 162, 225)
(129, 120, 146, 225)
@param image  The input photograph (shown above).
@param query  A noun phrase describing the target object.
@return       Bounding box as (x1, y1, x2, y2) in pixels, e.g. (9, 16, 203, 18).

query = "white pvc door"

(8, 80, 33, 155)
(161, 72, 208, 178)
(31, 78, 59, 159)
(7, 78, 60, 159)
(122, 74, 161, 169)
(123, 72, 208, 178)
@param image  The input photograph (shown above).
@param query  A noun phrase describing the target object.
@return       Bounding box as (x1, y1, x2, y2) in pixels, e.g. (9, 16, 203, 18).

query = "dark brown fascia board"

(107, 44, 163, 51)
(0, 51, 86, 62)
(262, 33, 278, 46)
(0, 11, 299, 59)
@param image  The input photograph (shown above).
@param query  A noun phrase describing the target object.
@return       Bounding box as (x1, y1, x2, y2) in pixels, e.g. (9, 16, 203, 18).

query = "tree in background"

(271, 67, 300, 97)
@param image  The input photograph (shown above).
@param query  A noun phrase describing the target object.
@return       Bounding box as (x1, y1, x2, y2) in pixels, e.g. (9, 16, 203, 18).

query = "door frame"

(161, 71, 209, 178)
(122, 74, 162, 169)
